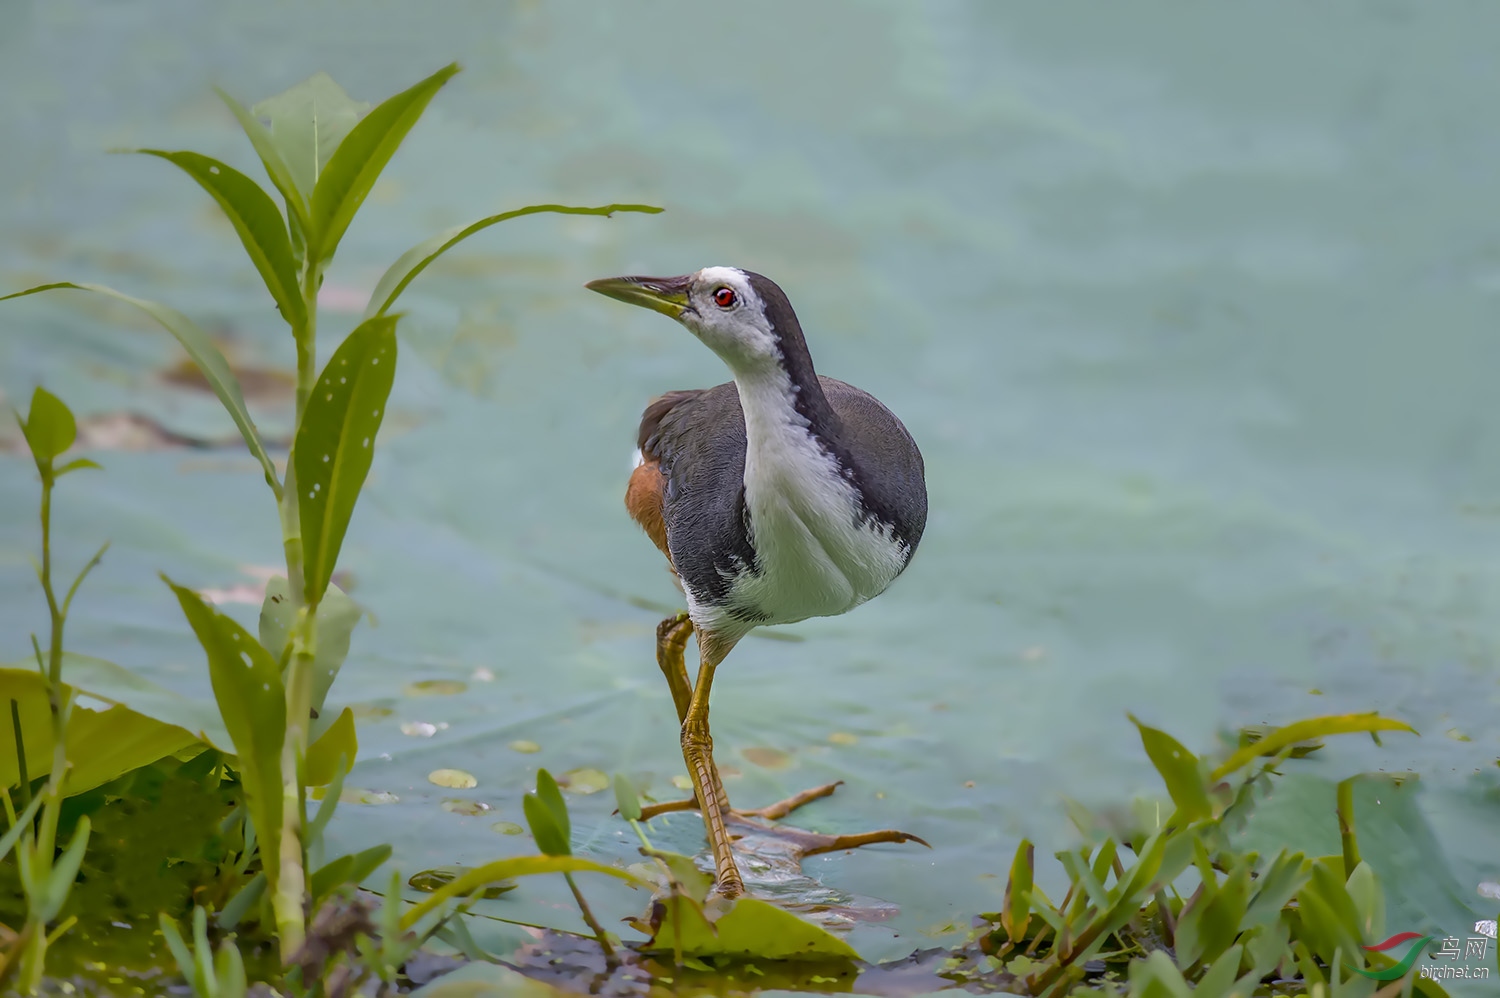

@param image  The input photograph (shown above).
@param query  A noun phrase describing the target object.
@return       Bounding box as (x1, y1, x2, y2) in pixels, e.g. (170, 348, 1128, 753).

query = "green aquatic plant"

(3, 388, 105, 991)
(2, 63, 659, 963)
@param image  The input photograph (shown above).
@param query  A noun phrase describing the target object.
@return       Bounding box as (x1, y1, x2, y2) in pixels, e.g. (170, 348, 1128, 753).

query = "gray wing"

(638, 383, 758, 608)
(822, 378, 928, 557)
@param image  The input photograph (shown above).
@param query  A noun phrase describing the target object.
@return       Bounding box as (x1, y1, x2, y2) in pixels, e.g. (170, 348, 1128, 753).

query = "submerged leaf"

(294, 315, 398, 607)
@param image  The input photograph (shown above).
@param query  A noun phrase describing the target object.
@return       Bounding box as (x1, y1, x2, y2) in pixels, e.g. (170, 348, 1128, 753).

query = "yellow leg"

(680, 629, 744, 898)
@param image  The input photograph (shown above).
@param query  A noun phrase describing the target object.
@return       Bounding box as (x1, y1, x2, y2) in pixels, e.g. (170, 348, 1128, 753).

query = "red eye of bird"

(713, 287, 737, 308)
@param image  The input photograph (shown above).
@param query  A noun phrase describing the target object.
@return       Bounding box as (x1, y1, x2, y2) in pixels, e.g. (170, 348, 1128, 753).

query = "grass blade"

(308, 62, 461, 262)
(292, 315, 397, 607)
(362, 202, 663, 319)
(399, 855, 643, 930)
(136, 150, 305, 328)
(1209, 713, 1417, 781)
(1, 283, 281, 498)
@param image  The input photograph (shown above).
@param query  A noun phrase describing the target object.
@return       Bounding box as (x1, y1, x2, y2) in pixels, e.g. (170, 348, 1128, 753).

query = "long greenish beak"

(585, 274, 693, 318)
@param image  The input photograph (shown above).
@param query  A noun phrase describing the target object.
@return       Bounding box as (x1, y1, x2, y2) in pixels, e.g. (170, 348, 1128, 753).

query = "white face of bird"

(678, 267, 780, 373)
(585, 266, 781, 376)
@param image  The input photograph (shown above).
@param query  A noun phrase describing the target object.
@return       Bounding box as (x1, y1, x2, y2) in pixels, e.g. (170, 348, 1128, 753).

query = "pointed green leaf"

(55, 457, 102, 476)
(308, 63, 460, 263)
(251, 72, 369, 200)
(311, 844, 391, 903)
(214, 935, 247, 998)
(165, 576, 285, 886)
(523, 793, 570, 857)
(1210, 713, 1417, 781)
(1001, 839, 1034, 941)
(159, 913, 197, 989)
(612, 772, 642, 822)
(1, 283, 281, 497)
(0, 793, 45, 863)
(305, 706, 357, 787)
(1243, 850, 1310, 929)
(1130, 715, 1212, 822)
(258, 575, 361, 712)
(293, 316, 397, 606)
(536, 768, 570, 843)
(42, 814, 91, 921)
(363, 202, 663, 319)
(398, 855, 642, 930)
(136, 150, 305, 328)
(215, 87, 311, 235)
(19, 385, 76, 464)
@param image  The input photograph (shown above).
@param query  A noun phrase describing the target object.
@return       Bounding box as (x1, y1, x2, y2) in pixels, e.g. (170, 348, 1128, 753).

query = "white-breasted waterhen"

(587, 266, 929, 898)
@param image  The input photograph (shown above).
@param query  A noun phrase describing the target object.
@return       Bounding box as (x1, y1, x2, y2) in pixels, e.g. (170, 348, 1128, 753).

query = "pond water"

(1, 0, 1497, 988)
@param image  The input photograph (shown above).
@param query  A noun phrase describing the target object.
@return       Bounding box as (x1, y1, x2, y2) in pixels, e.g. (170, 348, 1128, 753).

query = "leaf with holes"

(136, 150, 305, 328)
(165, 575, 285, 887)
(308, 62, 460, 263)
(17, 385, 76, 466)
(294, 316, 398, 607)
(1, 283, 281, 497)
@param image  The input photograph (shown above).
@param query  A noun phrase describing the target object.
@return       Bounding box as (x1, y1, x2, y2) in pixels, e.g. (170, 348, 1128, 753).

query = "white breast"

(686, 369, 910, 636)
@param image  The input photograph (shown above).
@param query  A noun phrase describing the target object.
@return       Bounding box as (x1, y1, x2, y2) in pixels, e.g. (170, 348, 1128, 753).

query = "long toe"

(792, 827, 931, 858)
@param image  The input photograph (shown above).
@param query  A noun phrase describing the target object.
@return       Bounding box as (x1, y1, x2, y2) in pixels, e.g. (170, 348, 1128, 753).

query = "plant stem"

(19, 467, 77, 993)
(563, 871, 616, 964)
(271, 262, 323, 962)
(1336, 776, 1360, 878)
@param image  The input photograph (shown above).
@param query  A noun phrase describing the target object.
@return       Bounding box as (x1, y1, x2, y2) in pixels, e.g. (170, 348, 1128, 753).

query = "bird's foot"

(636, 779, 930, 857)
(636, 779, 845, 822)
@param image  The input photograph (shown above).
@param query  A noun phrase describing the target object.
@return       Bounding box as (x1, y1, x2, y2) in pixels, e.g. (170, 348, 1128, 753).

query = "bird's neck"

(732, 343, 844, 499)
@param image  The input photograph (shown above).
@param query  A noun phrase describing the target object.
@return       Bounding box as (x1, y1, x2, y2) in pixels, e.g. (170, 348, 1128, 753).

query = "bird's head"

(586, 267, 787, 374)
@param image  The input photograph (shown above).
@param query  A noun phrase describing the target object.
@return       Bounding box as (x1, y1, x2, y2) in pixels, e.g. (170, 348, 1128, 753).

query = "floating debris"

(741, 747, 793, 770)
(405, 679, 468, 696)
(828, 732, 859, 746)
(508, 739, 541, 754)
(491, 821, 525, 836)
(348, 703, 394, 721)
(560, 768, 609, 794)
(401, 721, 439, 738)
(671, 775, 693, 791)
(472, 666, 496, 682)
(428, 769, 478, 789)
(441, 798, 491, 816)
